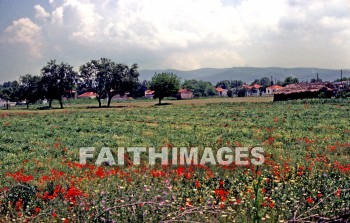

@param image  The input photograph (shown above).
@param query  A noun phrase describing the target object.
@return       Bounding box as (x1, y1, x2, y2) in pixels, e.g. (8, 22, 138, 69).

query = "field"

(0, 97, 349, 222)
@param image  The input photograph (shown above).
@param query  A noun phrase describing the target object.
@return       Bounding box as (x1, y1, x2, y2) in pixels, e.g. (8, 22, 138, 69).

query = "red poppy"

(306, 197, 313, 204)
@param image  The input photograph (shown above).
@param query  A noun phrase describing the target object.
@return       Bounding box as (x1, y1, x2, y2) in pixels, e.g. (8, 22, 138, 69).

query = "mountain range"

(139, 67, 347, 84)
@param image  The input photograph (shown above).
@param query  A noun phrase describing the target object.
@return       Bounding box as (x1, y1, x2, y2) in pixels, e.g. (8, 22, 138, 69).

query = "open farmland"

(0, 98, 349, 222)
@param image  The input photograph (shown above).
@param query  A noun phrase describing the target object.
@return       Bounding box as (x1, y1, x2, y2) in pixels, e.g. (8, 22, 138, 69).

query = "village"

(1, 76, 349, 108)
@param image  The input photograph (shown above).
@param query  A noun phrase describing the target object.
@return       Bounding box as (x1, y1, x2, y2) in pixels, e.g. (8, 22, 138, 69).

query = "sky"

(0, 0, 350, 82)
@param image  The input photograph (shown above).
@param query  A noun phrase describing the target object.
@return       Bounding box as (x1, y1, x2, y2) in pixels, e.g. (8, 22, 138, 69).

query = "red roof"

(243, 84, 251, 89)
(266, 85, 283, 90)
(145, 90, 154, 95)
(79, 92, 97, 98)
(215, 87, 228, 92)
(251, 84, 262, 89)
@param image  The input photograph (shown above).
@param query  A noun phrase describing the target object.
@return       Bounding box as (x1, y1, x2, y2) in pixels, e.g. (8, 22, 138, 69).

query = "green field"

(0, 98, 349, 222)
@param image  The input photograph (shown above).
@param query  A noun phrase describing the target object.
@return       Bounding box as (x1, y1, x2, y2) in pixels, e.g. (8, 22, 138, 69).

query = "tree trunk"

(96, 97, 102, 108)
(59, 100, 63, 109)
(158, 97, 162, 105)
(49, 99, 52, 108)
(6, 100, 9, 110)
(26, 102, 29, 109)
(107, 95, 112, 107)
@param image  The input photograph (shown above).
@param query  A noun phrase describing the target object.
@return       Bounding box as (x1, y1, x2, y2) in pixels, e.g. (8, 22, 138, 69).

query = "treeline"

(2, 58, 344, 109)
(0, 59, 140, 109)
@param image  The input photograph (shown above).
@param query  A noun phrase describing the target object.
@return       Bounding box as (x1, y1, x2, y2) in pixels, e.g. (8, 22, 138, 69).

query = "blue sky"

(1, 0, 350, 82)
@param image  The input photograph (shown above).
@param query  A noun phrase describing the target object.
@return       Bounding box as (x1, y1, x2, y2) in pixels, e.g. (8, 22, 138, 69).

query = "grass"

(0, 98, 349, 222)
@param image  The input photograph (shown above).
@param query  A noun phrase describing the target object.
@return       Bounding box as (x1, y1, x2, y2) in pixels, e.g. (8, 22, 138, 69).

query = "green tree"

(18, 74, 42, 108)
(283, 77, 299, 86)
(230, 80, 243, 89)
(259, 77, 271, 87)
(0, 81, 20, 109)
(79, 58, 139, 107)
(130, 80, 149, 98)
(237, 88, 247, 97)
(182, 79, 218, 97)
(41, 60, 77, 109)
(149, 72, 180, 104)
(205, 85, 217, 97)
(216, 80, 230, 89)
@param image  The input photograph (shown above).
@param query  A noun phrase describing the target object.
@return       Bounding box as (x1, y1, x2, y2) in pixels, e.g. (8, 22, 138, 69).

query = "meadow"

(0, 98, 349, 222)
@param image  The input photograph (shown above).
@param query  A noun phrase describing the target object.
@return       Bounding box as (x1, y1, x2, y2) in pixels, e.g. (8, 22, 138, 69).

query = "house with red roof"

(266, 85, 283, 94)
(177, 89, 194, 99)
(144, 90, 155, 99)
(215, 87, 228, 97)
(243, 84, 262, 96)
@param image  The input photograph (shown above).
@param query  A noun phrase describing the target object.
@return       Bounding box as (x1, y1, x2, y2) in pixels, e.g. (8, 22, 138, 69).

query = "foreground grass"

(0, 98, 349, 222)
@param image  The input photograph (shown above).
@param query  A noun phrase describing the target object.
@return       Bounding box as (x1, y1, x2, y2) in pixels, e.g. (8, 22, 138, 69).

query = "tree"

(237, 88, 247, 97)
(0, 81, 20, 109)
(18, 74, 42, 108)
(181, 79, 216, 97)
(204, 85, 217, 97)
(79, 58, 139, 107)
(216, 80, 230, 89)
(259, 77, 271, 87)
(130, 80, 148, 98)
(149, 72, 180, 104)
(230, 80, 243, 89)
(283, 77, 299, 86)
(105, 63, 139, 107)
(41, 60, 77, 108)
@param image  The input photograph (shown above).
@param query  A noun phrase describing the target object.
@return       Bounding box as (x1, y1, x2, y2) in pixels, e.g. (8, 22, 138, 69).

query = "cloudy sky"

(0, 0, 350, 82)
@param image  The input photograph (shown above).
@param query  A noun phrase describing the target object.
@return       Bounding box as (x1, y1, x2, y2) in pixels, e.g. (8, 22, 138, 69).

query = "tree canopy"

(41, 60, 77, 108)
(18, 74, 42, 108)
(79, 58, 139, 107)
(0, 81, 19, 109)
(149, 72, 180, 104)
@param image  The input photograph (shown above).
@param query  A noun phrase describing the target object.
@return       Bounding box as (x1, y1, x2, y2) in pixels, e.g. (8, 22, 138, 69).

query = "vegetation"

(0, 81, 19, 109)
(79, 58, 139, 108)
(182, 79, 217, 97)
(41, 60, 77, 109)
(149, 72, 181, 104)
(18, 75, 42, 109)
(0, 99, 349, 222)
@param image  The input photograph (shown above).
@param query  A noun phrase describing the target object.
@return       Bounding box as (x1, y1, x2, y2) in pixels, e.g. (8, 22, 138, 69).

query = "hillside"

(139, 67, 345, 83)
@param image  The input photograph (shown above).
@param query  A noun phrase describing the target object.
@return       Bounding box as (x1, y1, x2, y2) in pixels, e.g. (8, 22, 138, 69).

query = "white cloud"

(51, 6, 64, 25)
(34, 5, 50, 19)
(2, 18, 43, 58)
(61, 0, 103, 41)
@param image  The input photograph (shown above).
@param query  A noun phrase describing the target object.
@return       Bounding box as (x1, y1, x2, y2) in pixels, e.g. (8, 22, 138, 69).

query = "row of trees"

(0, 59, 140, 109)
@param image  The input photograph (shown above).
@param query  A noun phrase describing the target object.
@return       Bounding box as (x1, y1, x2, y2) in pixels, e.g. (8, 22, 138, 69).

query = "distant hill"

(139, 67, 345, 83)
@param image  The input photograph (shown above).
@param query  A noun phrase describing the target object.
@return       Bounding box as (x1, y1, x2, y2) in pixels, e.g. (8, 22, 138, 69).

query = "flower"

(35, 207, 41, 213)
(306, 197, 313, 204)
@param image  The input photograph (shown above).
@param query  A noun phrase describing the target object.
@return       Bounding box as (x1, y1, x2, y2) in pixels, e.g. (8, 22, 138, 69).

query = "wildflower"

(35, 207, 41, 213)
(195, 180, 201, 189)
(15, 199, 23, 211)
(306, 197, 313, 204)
(336, 188, 341, 197)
